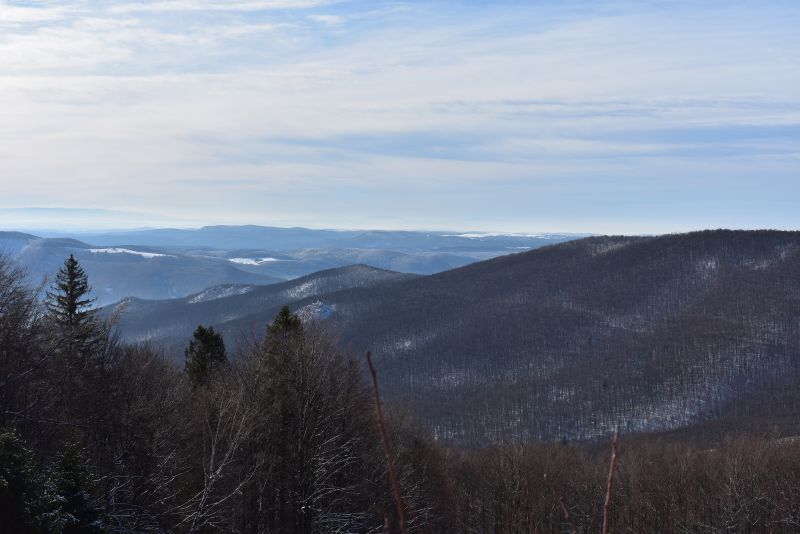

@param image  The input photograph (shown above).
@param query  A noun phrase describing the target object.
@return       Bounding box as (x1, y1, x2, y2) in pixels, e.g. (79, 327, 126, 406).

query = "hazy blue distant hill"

(69, 225, 349, 250)
(206, 247, 483, 278)
(1, 227, 581, 305)
(0, 231, 38, 256)
(54, 225, 581, 252)
(0, 231, 282, 306)
(0, 225, 580, 291)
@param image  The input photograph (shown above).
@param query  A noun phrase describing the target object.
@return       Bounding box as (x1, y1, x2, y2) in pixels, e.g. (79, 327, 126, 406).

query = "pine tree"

(46, 255, 96, 331)
(184, 325, 227, 388)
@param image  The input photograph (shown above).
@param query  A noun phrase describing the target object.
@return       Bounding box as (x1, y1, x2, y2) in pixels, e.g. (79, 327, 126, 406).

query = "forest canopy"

(2, 252, 800, 533)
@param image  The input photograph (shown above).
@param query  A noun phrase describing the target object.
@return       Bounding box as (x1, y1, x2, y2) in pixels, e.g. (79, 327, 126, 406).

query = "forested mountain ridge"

(328, 230, 800, 443)
(110, 264, 415, 344)
(112, 230, 800, 445)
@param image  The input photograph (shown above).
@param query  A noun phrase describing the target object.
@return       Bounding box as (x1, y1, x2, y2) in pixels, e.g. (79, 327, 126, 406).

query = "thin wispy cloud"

(107, 0, 337, 14)
(0, 0, 797, 233)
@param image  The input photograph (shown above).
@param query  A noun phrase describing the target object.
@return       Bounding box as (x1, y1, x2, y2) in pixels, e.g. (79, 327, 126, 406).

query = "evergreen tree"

(0, 429, 65, 533)
(184, 325, 227, 387)
(266, 305, 303, 347)
(46, 255, 96, 331)
(49, 440, 104, 534)
(43, 255, 115, 432)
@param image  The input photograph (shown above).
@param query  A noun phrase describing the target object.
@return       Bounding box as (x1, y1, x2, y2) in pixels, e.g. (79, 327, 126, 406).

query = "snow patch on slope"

(283, 280, 318, 300)
(189, 285, 254, 304)
(89, 248, 173, 259)
(297, 300, 336, 321)
(229, 257, 280, 265)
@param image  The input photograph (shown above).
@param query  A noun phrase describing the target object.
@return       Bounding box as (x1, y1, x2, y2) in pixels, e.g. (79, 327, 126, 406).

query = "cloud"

(0, 1, 73, 23)
(0, 0, 797, 232)
(107, 0, 336, 14)
(308, 14, 344, 25)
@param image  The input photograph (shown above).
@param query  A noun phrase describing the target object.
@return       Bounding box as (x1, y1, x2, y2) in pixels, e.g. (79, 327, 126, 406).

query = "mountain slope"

(322, 230, 800, 443)
(110, 230, 800, 444)
(110, 264, 416, 347)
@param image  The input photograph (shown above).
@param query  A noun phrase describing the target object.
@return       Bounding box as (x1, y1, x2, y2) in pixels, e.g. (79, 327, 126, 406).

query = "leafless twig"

(543, 472, 577, 534)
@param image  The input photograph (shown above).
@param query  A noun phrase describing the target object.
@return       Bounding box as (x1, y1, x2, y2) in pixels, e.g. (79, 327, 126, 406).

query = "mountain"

(206, 247, 483, 278)
(0, 232, 282, 306)
(1, 227, 580, 305)
(109, 230, 800, 445)
(48, 225, 581, 253)
(0, 231, 38, 256)
(109, 264, 415, 347)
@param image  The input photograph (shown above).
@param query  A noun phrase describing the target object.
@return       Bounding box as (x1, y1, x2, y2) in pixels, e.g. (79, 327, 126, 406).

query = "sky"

(0, 0, 798, 234)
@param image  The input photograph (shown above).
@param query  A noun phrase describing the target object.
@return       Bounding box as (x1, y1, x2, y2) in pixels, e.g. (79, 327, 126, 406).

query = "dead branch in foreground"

(366, 351, 408, 534)
(602, 431, 621, 534)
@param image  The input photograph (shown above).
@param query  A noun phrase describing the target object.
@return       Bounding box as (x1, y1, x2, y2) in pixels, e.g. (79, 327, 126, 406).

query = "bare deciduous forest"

(113, 231, 800, 446)
(3, 232, 800, 533)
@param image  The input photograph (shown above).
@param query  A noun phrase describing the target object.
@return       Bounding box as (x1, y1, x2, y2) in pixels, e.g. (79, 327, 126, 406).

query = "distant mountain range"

(0, 226, 579, 305)
(107, 230, 800, 445)
(43, 225, 582, 252)
(0, 232, 281, 306)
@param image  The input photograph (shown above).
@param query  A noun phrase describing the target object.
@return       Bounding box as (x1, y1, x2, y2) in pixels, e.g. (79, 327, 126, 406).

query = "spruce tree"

(46, 254, 100, 360)
(184, 325, 227, 387)
(46, 255, 96, 331)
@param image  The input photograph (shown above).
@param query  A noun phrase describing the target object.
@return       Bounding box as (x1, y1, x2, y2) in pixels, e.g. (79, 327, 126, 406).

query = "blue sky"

(0, 0, 798, 233)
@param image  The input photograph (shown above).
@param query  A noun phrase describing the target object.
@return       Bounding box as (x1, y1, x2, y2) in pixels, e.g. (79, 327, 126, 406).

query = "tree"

(49, 440, 104, 534)
(267, 305, 302, 345)
(43, 255, 108, 428)
(0, 428, 64, 534)
(184, 326, 227, 388)
(0, 256, 47, 429)
(46, 255, 95, 333)
(236, 308, 377, 533)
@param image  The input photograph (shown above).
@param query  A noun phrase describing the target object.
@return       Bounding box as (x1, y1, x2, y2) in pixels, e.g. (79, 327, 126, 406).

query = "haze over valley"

(0, 225, 579, 305)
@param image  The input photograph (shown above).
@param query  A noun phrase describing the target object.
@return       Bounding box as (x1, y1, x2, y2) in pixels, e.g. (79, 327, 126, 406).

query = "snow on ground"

(229, 257, 281, 265)
(188, 285, 254, 304)
(282, 280, 317, 300)
(88, 248, 173, 259)
(297, 300, 336, 321)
